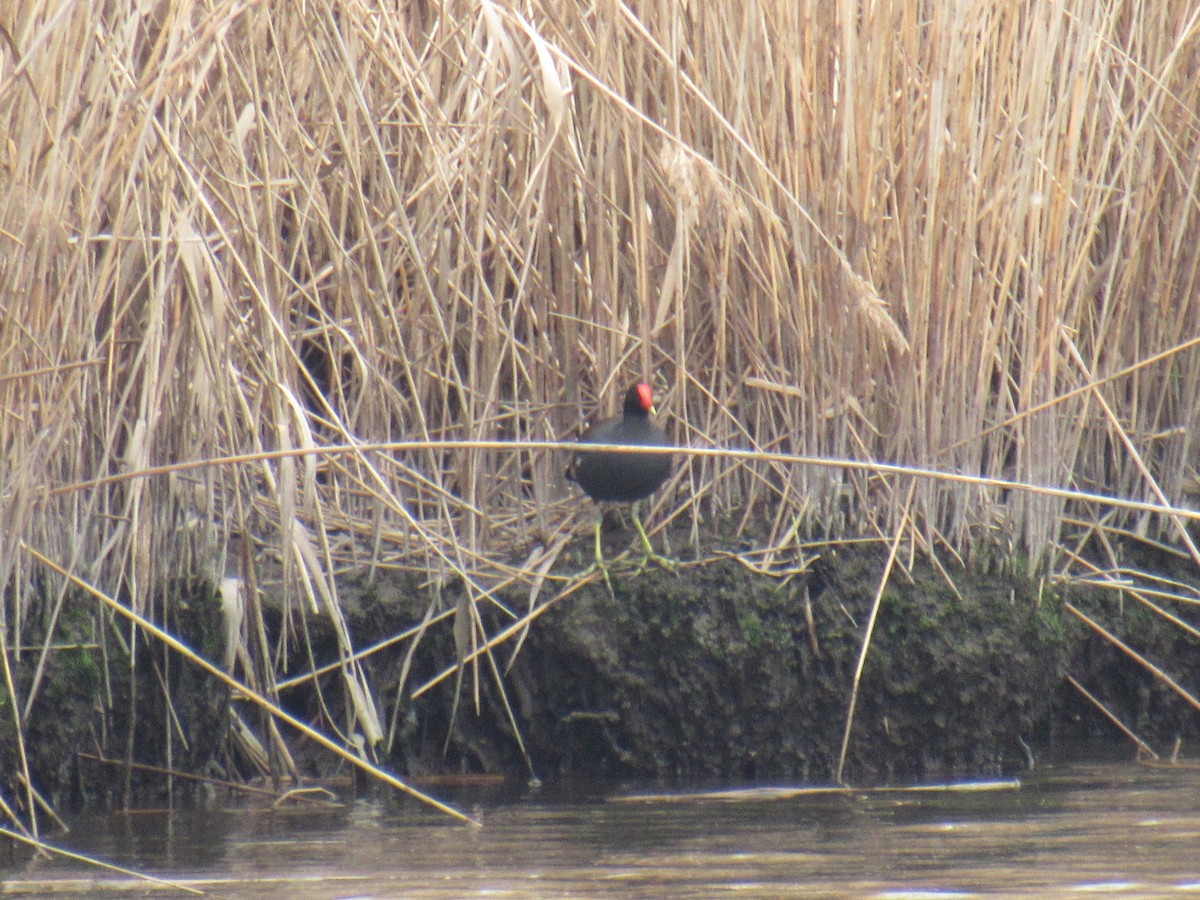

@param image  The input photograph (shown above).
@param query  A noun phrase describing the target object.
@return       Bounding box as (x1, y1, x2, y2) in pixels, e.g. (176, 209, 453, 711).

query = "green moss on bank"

(0, 579, 228, 810)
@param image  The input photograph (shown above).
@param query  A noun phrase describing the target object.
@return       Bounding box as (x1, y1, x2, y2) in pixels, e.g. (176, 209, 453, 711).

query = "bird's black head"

(624, 382, 656, 417)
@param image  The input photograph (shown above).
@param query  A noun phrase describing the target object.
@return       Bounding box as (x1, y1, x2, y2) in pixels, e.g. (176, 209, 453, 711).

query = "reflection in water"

(4, 760, 1200, 898)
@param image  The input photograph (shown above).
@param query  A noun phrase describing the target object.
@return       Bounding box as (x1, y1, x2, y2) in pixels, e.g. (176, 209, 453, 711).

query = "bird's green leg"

(576, 507, 614, 596)
(631, 502, 677, 573)
(598, 514, 618, 594)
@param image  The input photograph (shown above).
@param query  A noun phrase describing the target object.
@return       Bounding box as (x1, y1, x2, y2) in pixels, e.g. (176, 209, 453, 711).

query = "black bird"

(567, 382, 673, 569)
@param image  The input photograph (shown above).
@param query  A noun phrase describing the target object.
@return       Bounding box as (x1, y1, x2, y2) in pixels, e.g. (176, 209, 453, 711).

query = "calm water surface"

(4, 759, 1200, 898)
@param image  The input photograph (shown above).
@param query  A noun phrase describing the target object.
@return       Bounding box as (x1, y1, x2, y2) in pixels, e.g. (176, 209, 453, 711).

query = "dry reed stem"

(1065, 602, 1200, 715)
(613, 779, 1021, 803)
(835, 480, 917, 785)
(0, 825, 207, 895)
(23, 543, 476, 825)
(1065, 675, 1159, 760)
(47, 439, 1200, 525)
(76, 752, 335, 805)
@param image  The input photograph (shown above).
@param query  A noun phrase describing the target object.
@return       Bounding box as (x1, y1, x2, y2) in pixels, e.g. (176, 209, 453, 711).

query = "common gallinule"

(567, 382, 673, 570)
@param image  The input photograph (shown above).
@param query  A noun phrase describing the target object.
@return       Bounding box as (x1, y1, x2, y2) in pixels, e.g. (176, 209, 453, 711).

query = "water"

(3, 759, 1200, 897)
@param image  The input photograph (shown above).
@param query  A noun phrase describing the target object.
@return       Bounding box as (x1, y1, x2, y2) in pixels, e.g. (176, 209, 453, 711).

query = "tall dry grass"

(1, 0, 1199, 827)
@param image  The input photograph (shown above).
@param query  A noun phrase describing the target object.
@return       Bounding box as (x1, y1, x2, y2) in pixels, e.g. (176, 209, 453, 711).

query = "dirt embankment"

(6, 537, 1198, 810)
(333, 536, 1199, 785)
(398, 545, 1067, 784)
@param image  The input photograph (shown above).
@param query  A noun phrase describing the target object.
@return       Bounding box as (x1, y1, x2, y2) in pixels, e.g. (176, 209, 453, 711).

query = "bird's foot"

(578, 559, 615, 597)
(633, 549, 678, 575)
(632, 513, 678, 574)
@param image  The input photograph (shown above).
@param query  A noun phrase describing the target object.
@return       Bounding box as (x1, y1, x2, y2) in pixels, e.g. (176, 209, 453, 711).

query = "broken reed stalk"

(835, 480, 917, 786)
(1065, 603, 1200, 715)
(22, 544, 477, 827)
(0, 826, 206, 896)
(76, 753, 341, 805)
(1060, 330, 1200, 568)
(274, 606, 458, 691)
(49, 440, 1200, 526)
(1065, 676, 1158, 760)
(612, 779, 1022, 804)
(0, 618, 37, 838)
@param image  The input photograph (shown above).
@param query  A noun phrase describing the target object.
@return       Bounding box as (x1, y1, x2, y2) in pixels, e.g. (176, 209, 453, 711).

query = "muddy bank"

(315, 536, 1200, 785)
(388, 544, 1068, 784)
(4, 537, 1199, 811)
(0, 577, 229, 811)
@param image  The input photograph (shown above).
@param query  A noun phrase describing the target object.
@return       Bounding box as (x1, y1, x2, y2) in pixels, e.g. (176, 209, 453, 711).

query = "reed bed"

(1, 0, 1199, 831)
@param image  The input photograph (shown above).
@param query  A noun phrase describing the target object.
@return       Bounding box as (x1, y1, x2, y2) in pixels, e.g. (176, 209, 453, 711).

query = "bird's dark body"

(570, 421, 671, 502)
(567, 384, 672, 503)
